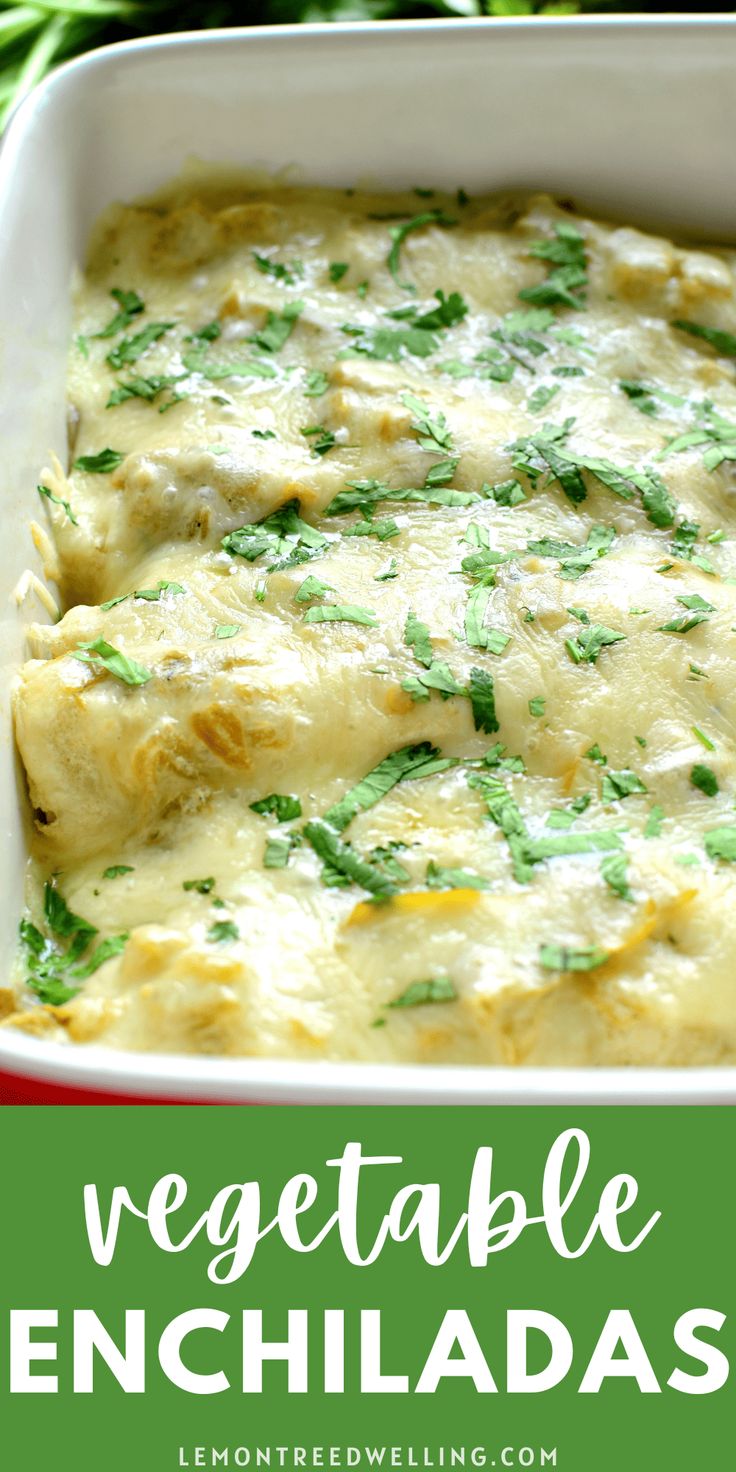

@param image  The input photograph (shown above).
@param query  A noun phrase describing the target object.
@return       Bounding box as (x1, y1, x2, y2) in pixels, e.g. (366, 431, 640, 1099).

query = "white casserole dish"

(1, 15, 735, 1103)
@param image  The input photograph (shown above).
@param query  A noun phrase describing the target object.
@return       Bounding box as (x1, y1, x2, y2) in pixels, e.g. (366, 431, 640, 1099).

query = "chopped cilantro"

(601, 769, 648, 802)
(294, 576, 336, 603)
(264, 834, 300, 869)
(304, 820, 398, 897)
(250, 794, 302, 822)
(465, 586, 509, 653)
(183, 877, 216, 894)
(388, 977, 457, 1007)
(601, 852, 633, 900)
(402, 661, 465, 702)
(468, 667, 499, 734)
(375, 559, 398, 582)
(222, 500, 327, 571)
(93, 288, 144, 339)
(690, 764, 719, 797)
(487, 479, 526, 507)
(207, 921, 239, 943)
(528, 523, 614, 580)
(386, 210, 457, 291)
(426, 860, 488, 891)
(329, 261, 349, 283)
(106, 373, 186, 409)
(106, 321, 173, 370)
(584, 743, 607, 766)
(215, 624, 240, 639)
(188, 321, 221, 343)
(324, 743, 453, 834)
(344, 517, 400, 541)
(73, 448, 125, 473)
(325, 479, 479, 516)
(693, 725, 716, 751)
(73, 639, 153, 687)
(526, 831, 623, 861)
(528, 696, 546, 717)
(252, 299, 304, 352)
(468, 771, 532, 884)
(303, 604, 377, 627)
(658, 594, 715, 633)
(672, 320, 736, 358)
(304, 369, 329, 398)
(102, 865, 134, 880)
(404, 610, 434, 668)
(528, 384, 561, 414)
(400, 391, 454, 456)
(20, 881, 127, 1005)
(704, 827, 736, 862)
(38, 483, 77, 526)
(519, 223, 588, 311)
(644, 805, 665, 838)
(301, 425, 336, 457)
(252, 251, 302, 284)
(539, 943, 609, 972)
(565, 621, 626, 664)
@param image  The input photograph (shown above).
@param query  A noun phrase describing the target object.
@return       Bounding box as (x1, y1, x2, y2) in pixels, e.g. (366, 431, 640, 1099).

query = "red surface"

(0, 1069, 224, 1105)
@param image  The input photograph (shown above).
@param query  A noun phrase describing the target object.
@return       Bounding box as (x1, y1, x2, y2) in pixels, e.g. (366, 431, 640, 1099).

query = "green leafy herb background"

(0, 2, 732, 130)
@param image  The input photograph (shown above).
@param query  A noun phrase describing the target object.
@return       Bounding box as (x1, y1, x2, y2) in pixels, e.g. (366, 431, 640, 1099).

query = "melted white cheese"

(6, 182, 736, 1064)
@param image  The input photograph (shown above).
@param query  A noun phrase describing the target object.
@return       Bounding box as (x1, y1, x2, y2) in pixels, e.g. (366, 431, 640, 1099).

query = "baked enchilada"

(5, 180, 736, 1064)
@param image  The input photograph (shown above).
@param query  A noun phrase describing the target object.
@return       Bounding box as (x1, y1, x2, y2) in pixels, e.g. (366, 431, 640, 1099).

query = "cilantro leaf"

(73, 449, 125, 474)
(93, 288, 144, 339)
(325, 479, 479, 517)
(690, 764, 719, 797)
(301, 424, 336, 457)
(73, 639, 153, 687)
(304, 821, 399, 897)
(539, 943, 609, 972)
(673, 320, 736, 358)
(388, 977, 457, 1007)
(402, 661, 466, 702)
(519, 223, 588, 311)
(527, 523, 614, 580)
(304, 369, 329, 397)
(426, 861, 488, 891)
(38, 483, 77, 526)
(600, 852, 633, 900)
(566, 622, 626, 664)
(329, 262, 349, 283)
(303, 604, 377, 627)
(344, 517, 400, 542)
(222, 499, 327, 571)
(252, 251, 302, 285)
(400, 391, 454, 456)
(468, 667, 499, 734)
(404, 611, 433, 668)
(601, 769, 648, 802)
(526, 831, 623, 861)
(250, 794, 302, 822)
(207, 921, 239, 943)
(183, 877, 216, 894)
(705, 827, 736, 862)
(102, 865, 134, 880)
(252, 299, 304, 352)
(106, 321, 174, 369)
(106, 373, 186, 409)
(324, 743, 453, 834)
(294, 576, 336, 603)
(386, 211, 458, 291)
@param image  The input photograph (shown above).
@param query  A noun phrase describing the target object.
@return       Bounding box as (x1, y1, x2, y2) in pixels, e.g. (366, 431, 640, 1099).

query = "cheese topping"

(7, 180, 736, 1064)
